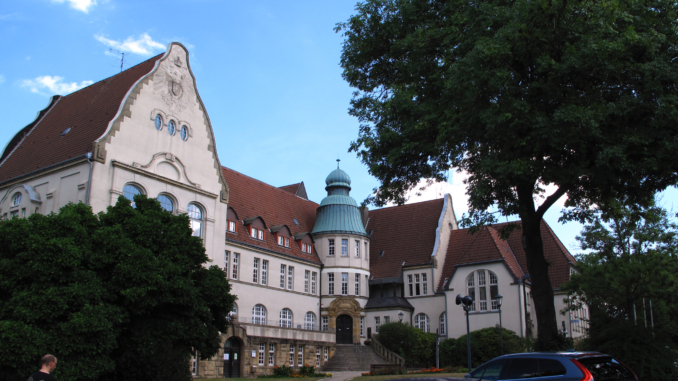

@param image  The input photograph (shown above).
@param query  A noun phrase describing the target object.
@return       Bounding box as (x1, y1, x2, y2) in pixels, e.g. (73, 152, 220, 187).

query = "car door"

(467, 360, 508, 381)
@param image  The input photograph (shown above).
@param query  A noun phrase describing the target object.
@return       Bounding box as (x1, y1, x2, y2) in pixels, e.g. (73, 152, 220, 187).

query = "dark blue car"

(464, 352, 637, 381)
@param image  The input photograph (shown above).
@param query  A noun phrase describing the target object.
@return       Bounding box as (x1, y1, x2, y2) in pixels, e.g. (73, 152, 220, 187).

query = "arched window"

(122, 184, 143, 208)
(439, 312, 446, 336)
(156, 194, 174, 213)
(467, 270, 500, 312)
(415, 313, 429, 332)
(11, 192, 22, 207)
(252, 304, 267, 325)
(280, 308, 293, 328)
(187, 203, 203, 238)
(304, 312, 316, 330)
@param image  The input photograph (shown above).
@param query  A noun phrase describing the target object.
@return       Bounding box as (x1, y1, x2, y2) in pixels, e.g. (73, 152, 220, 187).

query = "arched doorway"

(223, 337, 241, 377)
(336, 314, 353, 344)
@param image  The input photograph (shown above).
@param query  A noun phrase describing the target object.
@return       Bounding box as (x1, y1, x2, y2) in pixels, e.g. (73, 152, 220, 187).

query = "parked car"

(464, 351, 638, 381)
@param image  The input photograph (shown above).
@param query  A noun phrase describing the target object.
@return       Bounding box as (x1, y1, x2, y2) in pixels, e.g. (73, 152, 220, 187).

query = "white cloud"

(21, 75, 93, 95)
(0, 75, 5, 84)
(94, 33, 165, 56)
(52, 0, 97, 13)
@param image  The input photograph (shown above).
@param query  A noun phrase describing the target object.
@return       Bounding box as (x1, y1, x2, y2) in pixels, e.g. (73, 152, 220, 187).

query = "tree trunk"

(517, 184, 560, 349)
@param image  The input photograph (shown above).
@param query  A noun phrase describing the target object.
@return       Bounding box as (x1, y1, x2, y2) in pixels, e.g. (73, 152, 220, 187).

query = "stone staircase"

(321, 344, 391, 372)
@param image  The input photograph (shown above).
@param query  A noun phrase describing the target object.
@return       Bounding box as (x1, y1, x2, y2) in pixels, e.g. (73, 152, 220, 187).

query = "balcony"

(229, 316, 337, 343)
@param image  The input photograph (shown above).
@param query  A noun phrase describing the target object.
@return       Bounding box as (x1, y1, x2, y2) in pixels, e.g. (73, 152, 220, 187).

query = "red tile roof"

(0, 54, 163, 184)
(279, 183, 301, 194)
(437, 220, 575, 292)
(367, 199, 445, 279)
(222, 167, 322, 264)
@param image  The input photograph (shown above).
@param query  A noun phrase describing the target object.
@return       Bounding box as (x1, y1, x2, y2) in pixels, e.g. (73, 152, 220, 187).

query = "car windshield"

(578, 357, 635, 381)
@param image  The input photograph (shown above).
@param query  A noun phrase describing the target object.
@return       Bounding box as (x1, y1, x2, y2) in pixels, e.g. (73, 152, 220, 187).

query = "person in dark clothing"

(27, 354, 57, 381)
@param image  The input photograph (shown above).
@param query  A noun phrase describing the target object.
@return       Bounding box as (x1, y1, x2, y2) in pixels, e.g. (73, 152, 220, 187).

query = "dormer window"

(277, 236, 290, 247)
(251, 227, 264, 240)
(228, 220, 237, 233)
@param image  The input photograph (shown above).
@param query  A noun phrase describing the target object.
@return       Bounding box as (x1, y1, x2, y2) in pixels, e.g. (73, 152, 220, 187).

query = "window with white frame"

(187, 203, 204, 238)
(258, 343, 265, 365)
(466, 272, 476, 311)
(328, 273, 334, 295)
(341, 239, 348, 256)
(311, 272, 317, 294)
(466, 270, 500, 312)
(324, 347, 328, 361)
(415, 313, 430, 332)
(375, 316, 381, 332)
(355, 240, 360, 257)
(280, 308, 292, 328)
(232, 253, 239, 280)
(489, 272, 499, 310)
(408, 274, 413, 296)
(262, 260, 268, 285)
(365, 242, 368, 261)
(304, 312, 316, 330)
(316, 347, 321, 367)
(287, 266, 294, 290)
(278, 235, 284, 246)
(302, 243, 307, 252)
(328, 239, 335, 256)
(289, 345, 295, 366)
(297, 345, 303, 366)
(384, 316, 390, 324)
(157, 194, 174, 213)
(252, 304, 267, 325)
(122, 184, 142, 207)
(422, 273, 428, 295)
(360, 316, 365, 336)
(478, 270, 487, 311)
(280, 264, 286, 289)
(251, 227, 265, 240)
(224, 251, 230, 278)
(355, 274, 360, 296)
(253, 258, 260, 284)
(228, 220, 237, 232)
(440, 312, 446, 335)
(341, 273, 348, 295)
(415, 274, 421, 295)
(285, 237, 290, 247)
(321, 316, 329, 331)
(304, 270, 310, 293)
(269, 344, 275, 366)
(192, 351, 198, 375)
(306, 243, 312, 254)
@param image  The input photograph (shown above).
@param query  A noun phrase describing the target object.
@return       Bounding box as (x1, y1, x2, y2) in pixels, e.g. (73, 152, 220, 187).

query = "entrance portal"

(336, 314, 353, 344)
(223, 338, 241, 377)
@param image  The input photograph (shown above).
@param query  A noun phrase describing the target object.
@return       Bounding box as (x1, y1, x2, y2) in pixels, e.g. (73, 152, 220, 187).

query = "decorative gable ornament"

(153, 50, 196, 115)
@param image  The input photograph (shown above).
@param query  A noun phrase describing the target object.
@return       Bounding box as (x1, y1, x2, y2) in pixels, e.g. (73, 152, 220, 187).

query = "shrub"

(298, 364, 315, 376)
(273, 365, 293, 377)
(440, 326, 525, 368)
(376, 322, 436, 366)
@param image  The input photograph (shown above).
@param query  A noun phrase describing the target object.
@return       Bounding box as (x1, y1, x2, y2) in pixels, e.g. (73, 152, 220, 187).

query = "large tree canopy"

(0, 197, 235, 381)
(337, 0, 678, 348)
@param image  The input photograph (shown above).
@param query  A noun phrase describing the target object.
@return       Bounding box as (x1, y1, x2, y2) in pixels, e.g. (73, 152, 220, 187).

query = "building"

(0, 43, 588, 378)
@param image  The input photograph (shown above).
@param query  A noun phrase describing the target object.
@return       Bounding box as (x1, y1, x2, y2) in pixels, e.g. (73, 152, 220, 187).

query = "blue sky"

(1, 0, 675, 253)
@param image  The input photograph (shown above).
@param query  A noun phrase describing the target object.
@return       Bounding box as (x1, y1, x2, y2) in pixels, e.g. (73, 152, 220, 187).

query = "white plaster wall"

(409, 295, 447, 335)
(314, 233, 370, 271)
(431, 194, 459, 291)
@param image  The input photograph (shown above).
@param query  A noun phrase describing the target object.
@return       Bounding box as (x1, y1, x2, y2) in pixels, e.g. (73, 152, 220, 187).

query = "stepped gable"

(222, 167, 321, 263)
(0, 54, 163, 184)
(367, 199, 444, 279)
(438, 220, 575, 292)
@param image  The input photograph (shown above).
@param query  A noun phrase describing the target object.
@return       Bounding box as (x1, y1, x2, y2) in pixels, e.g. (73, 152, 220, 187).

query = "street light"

(456, 294, 474, 371)
(398, 312, 404, 323)
(496, 294, 504, 355)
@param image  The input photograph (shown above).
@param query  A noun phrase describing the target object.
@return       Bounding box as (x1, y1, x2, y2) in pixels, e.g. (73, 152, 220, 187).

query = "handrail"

(370, 334, 405, 367)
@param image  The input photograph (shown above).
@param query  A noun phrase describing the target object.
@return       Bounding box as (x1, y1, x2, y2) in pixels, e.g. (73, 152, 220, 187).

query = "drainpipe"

(319, 263, 323, 332)
(518, 281, 523, 338)
(85, 152, 93, 206)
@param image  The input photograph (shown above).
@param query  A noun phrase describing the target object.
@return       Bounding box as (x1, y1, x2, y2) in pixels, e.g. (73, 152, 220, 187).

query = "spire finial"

(336, 158, 340, 168)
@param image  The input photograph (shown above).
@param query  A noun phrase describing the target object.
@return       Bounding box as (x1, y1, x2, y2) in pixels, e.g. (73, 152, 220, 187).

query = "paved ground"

(318, 373, 466, 381)
(318, 371, 364, 381)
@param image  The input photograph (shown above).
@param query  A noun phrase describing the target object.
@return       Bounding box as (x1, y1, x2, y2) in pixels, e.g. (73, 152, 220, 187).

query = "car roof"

(497, 352, 608, 359)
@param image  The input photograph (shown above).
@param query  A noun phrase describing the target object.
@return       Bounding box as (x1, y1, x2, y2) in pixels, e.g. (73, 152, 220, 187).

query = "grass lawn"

(194, 378, 328, 381)
(353, 373, 467, 380)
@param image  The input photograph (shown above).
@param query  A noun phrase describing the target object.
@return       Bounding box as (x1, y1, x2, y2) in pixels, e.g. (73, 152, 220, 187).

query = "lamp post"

(398, 312, 404, 323)
(456, 294, 474, 371)
(496, 294, 504, 355)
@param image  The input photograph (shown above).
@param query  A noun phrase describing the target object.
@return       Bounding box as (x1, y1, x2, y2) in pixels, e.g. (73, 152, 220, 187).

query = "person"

(27, 354, 57, 381)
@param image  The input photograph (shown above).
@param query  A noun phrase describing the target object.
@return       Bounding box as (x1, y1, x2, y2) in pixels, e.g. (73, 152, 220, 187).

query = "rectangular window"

(269, 344, 275, 366)
(316, 347, 321, 367)
(251, 227, 258, 238)
(360, 316, 364, 336)
(328, 273, 335, 294)
(258, 343, 265, 365)
(365, 275, 369, 297)
(328, 239, 335, 256)
(341, 273, 348, 295)
(480, 285, 487, 311)
(422, 273, 428, 295)
(341, 239, 348, 256)
(232, 253, 239, 280)
(302, 243, 307, 252)
(408, 274, 413, 296)
(192, 351, 198, 375)
(307, 244, 312, 254)
(415, 274, 421, 296)
(253, 258, 260, 284)
(224, 251, 230, 278)
(384, 316, 390, 324)
(278, 236, 284, 245)
(228, 220, 236, 232)
(365, 242, 368, 261)
(324, 347, 328, 362)
(355, 273, 360, 296)
(321, 316, 329, 331)
(280, 264, 287, 289)
(288, 266, 294, 290)
(297, 345, 303, 367)
(289, 345, 295, 366)
(304, 270, 310, 293)
(285, 237, 290, 247)
(355, 240, 360, 257)
(258, 230, 264, 240)
(262, 260, 268, 285)
(375, 317, 381, 332)
(311, 272, 317, 294)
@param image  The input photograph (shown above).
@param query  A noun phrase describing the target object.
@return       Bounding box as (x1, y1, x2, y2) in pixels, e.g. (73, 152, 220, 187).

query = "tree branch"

(536, 185, 568, 219)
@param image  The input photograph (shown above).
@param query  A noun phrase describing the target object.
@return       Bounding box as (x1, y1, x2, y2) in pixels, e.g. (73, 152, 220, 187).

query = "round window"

(180, 125, 188, 141)
(154, 115, 163, 131)
(168, 120, 176, 136)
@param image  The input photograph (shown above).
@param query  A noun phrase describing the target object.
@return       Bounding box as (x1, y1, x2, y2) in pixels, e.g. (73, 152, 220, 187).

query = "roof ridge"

(222, 166, 318, 206)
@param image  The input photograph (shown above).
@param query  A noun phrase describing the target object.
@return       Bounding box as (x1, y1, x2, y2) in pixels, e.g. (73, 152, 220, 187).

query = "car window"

(480, 360, 507, 381)
(501, 358, 540, 379)
(539, 359, 567, 377)
(469, 364, 489, 379)
(577, 357, 635, 381)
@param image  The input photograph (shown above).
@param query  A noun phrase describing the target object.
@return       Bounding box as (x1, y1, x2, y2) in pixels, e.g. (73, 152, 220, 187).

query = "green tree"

(0, 196, 236, 381)
(336, 0, 678, 348)
(376, 322, 436, 365)
(563, 199, 678, 380)
(440, 327, 526, 368)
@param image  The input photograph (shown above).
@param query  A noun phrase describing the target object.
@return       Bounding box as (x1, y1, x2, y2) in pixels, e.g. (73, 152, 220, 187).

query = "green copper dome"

(312, 160, 367, 237)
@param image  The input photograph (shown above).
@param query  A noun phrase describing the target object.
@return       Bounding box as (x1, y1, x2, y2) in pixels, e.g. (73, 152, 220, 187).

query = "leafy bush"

(298, 364, 316, 376)
(376, 322, 436, 366)
(440, 326, 525, 368)
(368, 366, 405, 375)
(273, 365, 293, 377)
